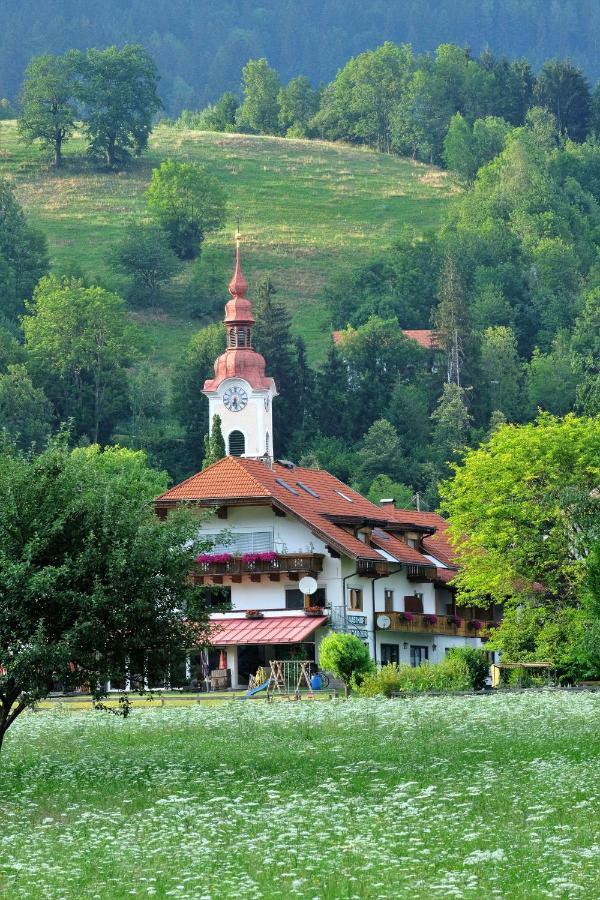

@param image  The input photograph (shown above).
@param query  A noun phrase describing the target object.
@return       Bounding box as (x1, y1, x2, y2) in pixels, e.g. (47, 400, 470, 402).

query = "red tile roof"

(401, 330, 439, 350)
(157, 456, 391, 561)
(332, 329, 439, 350)
(209, 614, 327, 645)
(156, 457, 454, 571)
(371, 529, 433, 566)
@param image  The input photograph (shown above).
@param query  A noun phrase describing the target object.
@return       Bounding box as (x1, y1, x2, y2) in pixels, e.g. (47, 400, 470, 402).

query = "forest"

(1, 1, 600, 115)
(0, 38, 598, 515)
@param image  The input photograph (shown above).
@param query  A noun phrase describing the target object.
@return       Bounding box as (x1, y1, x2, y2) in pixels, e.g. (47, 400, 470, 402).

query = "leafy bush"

(358, 656, 472, 698)
(319, 633, 375, 696)
(446, 647, 490, 690)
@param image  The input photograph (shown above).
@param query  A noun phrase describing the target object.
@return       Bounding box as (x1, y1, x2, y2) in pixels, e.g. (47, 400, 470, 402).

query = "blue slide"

(243, 678, 271, 699)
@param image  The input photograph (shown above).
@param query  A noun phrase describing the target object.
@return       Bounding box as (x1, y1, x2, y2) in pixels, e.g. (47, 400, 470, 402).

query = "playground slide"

(243, 678, 271, 699)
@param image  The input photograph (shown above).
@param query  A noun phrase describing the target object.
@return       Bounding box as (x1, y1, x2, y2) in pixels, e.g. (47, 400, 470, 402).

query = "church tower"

(203, 237, 277, 458)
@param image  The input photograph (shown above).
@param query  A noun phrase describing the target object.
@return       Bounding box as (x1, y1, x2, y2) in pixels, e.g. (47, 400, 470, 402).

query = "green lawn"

(0, 122, 454, 364)
(1, 692, 599, 898)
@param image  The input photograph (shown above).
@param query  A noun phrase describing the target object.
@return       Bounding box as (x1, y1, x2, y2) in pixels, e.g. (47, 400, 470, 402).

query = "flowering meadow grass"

(1, 693, 599, 899)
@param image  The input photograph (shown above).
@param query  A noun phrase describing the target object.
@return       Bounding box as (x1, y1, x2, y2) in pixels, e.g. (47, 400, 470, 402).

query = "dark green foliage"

(78, 45, 162, 168)
(171, 324, 226, 475)
(354, 419, 406, 493)
(327, 230, 440, 329)
(195, 92, 239, 132)
(534, 59, 591, 141)
(0, 364, 52, 449)
(0, 180, 49, 321)
(446, 647, 490, 690)
(252, 276, 313, 457)
(188, 246, 230, 319)
(278, 76, 319, 136)
(203, 414, 226, 468)
(111, 222, 178, 306)
(0, 438, 212, 751)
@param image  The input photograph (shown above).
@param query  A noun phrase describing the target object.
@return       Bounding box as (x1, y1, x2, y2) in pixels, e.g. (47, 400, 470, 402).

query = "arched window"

(228, 430, 245, 456)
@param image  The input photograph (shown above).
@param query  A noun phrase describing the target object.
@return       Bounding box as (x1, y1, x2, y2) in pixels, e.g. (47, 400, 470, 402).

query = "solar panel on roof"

(275, 478, 299, 495)
(296, 481, 320, 498)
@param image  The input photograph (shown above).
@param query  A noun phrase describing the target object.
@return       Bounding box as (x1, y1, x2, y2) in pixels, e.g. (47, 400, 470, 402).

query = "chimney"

(379, 498, 395, 509)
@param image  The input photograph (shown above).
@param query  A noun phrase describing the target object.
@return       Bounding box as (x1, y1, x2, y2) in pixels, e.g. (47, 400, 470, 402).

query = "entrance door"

(410, 645, 429, 667)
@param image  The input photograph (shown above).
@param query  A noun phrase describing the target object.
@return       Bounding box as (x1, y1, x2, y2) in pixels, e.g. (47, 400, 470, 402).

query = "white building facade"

(155, 244, 496, 690)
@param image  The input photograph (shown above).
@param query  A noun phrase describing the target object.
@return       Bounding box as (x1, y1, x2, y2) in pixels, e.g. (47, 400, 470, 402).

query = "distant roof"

(332, 328, 439, 350)
(156, 456, 453, 572)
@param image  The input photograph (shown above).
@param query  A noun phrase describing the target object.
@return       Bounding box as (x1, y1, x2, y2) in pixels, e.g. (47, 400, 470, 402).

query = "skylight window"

(335, 490, 354, 503)
(296, 481, 320, 498)
(276, 478, 299, 496)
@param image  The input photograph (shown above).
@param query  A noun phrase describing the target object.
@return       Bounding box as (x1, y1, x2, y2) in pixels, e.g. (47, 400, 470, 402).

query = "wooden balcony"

(193, 553, 324, 585)
(377, 611, 495, 638)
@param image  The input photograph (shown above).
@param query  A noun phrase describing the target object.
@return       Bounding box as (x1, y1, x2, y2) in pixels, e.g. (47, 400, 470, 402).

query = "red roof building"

(155, 244, 494, 692)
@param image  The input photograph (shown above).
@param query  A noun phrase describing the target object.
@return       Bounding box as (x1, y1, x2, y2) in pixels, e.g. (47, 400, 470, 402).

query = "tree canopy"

(0, 438, 211, 752)
(440, 414, 600, 606)
(145, 160, 226, 259)
(78, 45, 162, 167)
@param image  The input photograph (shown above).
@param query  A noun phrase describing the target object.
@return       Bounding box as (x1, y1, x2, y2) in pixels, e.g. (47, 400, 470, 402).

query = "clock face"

(223, 384, 248, 412)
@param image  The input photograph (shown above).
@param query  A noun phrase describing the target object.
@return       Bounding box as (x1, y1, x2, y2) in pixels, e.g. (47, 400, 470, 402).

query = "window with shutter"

(202, 531, 274, 554)
(404, 595, 423, 614)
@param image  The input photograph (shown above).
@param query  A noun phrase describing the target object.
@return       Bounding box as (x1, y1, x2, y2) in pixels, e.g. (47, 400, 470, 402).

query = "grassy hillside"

(0, 121, 455, 364)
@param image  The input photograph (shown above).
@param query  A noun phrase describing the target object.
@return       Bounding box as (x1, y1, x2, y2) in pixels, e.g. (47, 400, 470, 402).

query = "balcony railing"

(194, 553, 324, 579)
(377, 611, 495, 638)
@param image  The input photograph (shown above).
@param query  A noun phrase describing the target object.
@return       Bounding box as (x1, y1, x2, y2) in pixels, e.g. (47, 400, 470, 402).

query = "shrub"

(358, 656, 472, 698)
(446, 647, 490, 690)
(319, 633, 375, 697)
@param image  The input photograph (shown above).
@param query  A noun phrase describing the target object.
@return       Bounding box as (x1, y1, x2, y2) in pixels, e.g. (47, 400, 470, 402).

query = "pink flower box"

(241, 552, 279, 564)
(423, 613, 438, 626)
(399, 611, 414, 622)
(195, 552, 234, 565)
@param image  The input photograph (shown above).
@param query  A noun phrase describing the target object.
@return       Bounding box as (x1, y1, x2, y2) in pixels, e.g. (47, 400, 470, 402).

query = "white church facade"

(155, 242, 497, 689)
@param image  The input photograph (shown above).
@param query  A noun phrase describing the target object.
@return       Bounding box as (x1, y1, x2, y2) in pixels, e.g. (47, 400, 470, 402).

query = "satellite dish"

(299, 576, 318, 595)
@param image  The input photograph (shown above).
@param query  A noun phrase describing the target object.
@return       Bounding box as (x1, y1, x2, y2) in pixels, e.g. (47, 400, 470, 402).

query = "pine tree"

(203, 413, 226, 468)
(433, 254, 469, 386)
(252, 276, 302, 456)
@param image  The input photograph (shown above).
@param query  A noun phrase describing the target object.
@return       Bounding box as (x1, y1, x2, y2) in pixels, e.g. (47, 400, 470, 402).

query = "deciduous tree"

(23, 276, 138, 444)
(146, 159, 226, 259)
(440, 413, 600, 607)
(0, 180, 49, 320)
(236, 58, 281, 135)
(79, 45, 162, 167)
(111, 222, 178, 306)
(0, 438, 211, 753)
(0, 364, 52, 448)
(18, 51, 80, 167)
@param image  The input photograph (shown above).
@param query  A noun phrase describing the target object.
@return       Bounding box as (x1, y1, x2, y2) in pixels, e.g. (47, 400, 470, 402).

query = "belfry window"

(228, 430, 245, 456)
(228, 327, 250, 348)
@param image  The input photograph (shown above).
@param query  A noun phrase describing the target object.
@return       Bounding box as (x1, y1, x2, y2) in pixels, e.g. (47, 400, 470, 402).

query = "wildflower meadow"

(1, 692, 599, 899)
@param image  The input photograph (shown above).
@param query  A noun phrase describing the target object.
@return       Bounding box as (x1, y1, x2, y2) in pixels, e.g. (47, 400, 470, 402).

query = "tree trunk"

(54, 134, 63, 168)
(106, 135, 116, 168)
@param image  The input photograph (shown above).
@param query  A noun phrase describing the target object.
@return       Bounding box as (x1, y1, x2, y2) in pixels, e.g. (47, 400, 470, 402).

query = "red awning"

(209, 615, 328, 646)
